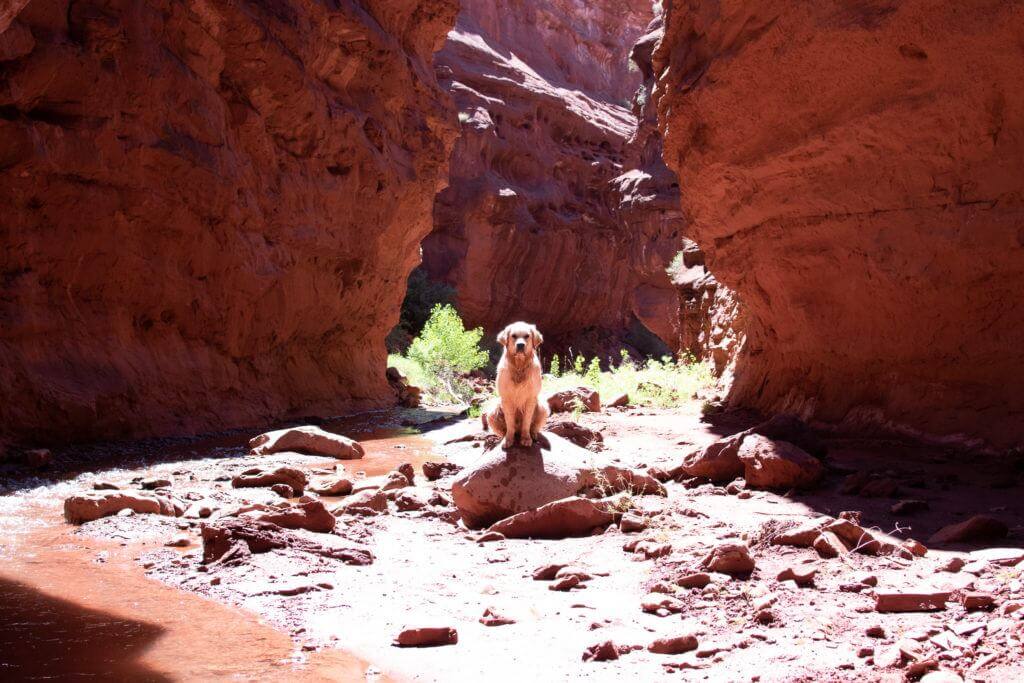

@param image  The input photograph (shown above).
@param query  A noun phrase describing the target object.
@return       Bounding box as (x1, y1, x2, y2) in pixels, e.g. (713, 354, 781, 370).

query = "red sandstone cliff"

(0, 0, 458, 445)
(654, 0, 1024, 448)
(424, 0, 682, 357)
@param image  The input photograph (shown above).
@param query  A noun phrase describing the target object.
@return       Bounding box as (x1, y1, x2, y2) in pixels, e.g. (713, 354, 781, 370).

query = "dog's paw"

(520, 435, 533, 448)
(502, 438, 515, 450)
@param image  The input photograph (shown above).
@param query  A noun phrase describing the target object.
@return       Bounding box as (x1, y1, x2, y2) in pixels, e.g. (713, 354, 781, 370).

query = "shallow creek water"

(0, 412, 446, 681)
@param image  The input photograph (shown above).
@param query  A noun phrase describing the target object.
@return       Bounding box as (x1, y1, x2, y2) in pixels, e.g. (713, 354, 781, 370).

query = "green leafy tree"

(407, 304, 488, 401)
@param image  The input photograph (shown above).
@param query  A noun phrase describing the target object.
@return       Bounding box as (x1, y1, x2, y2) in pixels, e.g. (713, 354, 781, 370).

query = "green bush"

(390, 304, 488, 405)
(543, 350, 715, 409)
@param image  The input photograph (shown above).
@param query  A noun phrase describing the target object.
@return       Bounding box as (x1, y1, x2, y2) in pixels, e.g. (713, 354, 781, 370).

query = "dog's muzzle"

(515, 342, 526, 353)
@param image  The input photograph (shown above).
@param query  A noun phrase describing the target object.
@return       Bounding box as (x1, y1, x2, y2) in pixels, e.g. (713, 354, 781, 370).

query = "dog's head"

(497, 321, 543, 358)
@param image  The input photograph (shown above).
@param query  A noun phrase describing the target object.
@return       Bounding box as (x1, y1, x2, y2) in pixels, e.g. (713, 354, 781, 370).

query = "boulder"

(64, 491, 182, 524)
(232, 466, 307, 496)
(308, 476, 353, 496)
(737, 435, 822, 489)
(332, 489, 388, 515)
(451, 433, 661, 528)
(422, 461, 462, 481)
(393, 627, 458, 647)
(928, 515, 1009, 545)
(701, 543, 755, 575)
(253, 499, 335, 533)
(678, 434, 744, 482)
(249, 426, 364, 460)
(547, 387, 601, 414)
(488, 497, 614, 539)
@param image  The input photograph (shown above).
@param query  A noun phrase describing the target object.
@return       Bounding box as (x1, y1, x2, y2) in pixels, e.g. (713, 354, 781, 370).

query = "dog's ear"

(496, 325, 511, 346)
(530, 325, 543, 346)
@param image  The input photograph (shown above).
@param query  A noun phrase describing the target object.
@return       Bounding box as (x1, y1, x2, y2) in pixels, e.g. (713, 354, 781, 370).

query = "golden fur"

(483, 321, 548, 449)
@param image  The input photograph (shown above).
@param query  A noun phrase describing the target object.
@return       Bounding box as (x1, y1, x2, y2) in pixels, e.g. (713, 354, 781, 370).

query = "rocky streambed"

(2, 403, 1024, 681)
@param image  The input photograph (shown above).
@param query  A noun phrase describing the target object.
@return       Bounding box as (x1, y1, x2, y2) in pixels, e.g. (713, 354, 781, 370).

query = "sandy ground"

(2, 404, 1024, 681)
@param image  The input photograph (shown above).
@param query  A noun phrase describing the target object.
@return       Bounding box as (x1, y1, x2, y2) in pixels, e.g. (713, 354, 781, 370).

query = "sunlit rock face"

(654, 0, 1024, 448)
(0, 0, 458, 445)
(424, 0, 684, 358)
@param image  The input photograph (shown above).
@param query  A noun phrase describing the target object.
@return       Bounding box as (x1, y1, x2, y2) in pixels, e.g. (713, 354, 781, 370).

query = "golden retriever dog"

(483, 321, 548, 449)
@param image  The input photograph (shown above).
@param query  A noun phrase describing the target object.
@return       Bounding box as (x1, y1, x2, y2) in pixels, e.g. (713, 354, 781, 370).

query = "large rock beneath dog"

(737, 434, 823, 490)
(489, 497, 614, 539)
(451, 433, 663, 529)
(249, 426, 364, 460)
(64, 491, 183, 524)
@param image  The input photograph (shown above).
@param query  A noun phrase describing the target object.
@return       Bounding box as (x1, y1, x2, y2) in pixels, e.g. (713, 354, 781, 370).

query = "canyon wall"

(654, 0, 1024, 448)
(0, 0, 458, 445)
(424, 0, 683, 357)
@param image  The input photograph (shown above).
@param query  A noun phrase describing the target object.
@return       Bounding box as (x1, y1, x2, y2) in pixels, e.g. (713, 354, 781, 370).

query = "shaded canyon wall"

(654, 0, 1024, 448)
(0, 0, 458, 445)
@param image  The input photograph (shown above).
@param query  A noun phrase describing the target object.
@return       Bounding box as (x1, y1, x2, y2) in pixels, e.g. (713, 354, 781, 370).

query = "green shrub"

(549, 354, 561, 377)
(542, 349, 715, 409)
(391, 304, 488, 405)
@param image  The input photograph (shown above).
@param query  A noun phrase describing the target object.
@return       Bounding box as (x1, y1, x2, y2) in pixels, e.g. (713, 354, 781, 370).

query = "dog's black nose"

(515, 341, 526, 350)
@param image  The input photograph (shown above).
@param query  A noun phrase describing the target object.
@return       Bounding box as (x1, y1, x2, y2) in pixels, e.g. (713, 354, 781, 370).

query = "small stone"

(641, 593, 684, 614)
(549, 575, 581, 591)
(701, 543, 754, 575)
(393, 627, 458, 647)
(960, 591, 995, 611)
(582, 640, 618, 662)
(164, 534, 190, 547)
(479, 607, 515, 626)
(648, 634, 698, 655)
(475, 531, 505, 543)
(533, 563, 568, 581)
(865, 625, 886, 638)
(938, 557, 966, 573)
(898, 539, 928, 558)
(677, 572, 712, 589)
(422, 461, 462, 481)
(753, 609, 775, 624)
(141, 478, 172, 490)
(875, 591, 949, 613)
(857, 646, 874, 658)
(813, 531, 848, 558)
(619, 512, 647, 533)
(776, 565, 816, 587)
(270, 483, 294, 498)
(891, 499, 929, 515)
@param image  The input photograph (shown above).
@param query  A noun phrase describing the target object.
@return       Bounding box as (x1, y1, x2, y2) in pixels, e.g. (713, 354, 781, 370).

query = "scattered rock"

(960, 591, 995, 611)
(393, 627, 458, 648)
(875, 590, 950, 613)
(231, 466, 307, 496)
(141, 477, 172, 490)
(422, 461, 462, 481)
(332, 490, 387, 515)
(641, 593, 684, 614)
(270, 483, 294, 498)
(92, 481, 120, 491)
(677, 434, 744, 482)
(823, 519, 883, 554)
(533, 563, 568, 581)
(619, 512, 647, 533)
(64, 491, 182, 524)
(938, 557, 966, 573)
(308, 476, 354, 496)
(253, 499, 335, 533)
(777, 565, 816, 587)
(608, 393, 629, 408)
(865, 625, 886, 638)
(548, 387, 601, 414)
(475, 530, 505, 543)
(753, 609, 775, 625)
(547, 420, 603, 449)
(489, 497, 613, 539)
(677, 572, 712, 589)
(201, 518, 372, 565)
(892, 499, 930, 515)
(898, 539, 928, 559)
(701, 543, 754, 576)
(736, 435, 822, 489)
(549, 575, 581, 591)
(581, 640, 618, 662)
(165, 534, 191, 547)
(771, 519, 828, 547)
(813, 531, 849, 558)
(928, 515, 1008, 545)
(479, 607, 515, 626)
(249, 426, 364, 460)
(394, 490, 428, 512)
(648, 634, 698, 655)
(397, 463, 415, 484)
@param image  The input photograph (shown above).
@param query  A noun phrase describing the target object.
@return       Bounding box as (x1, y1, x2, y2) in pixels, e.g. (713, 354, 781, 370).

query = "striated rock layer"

(654, 0, 1024, 448)
(424, 0, 682, 357)
(0, 0, 458, 445)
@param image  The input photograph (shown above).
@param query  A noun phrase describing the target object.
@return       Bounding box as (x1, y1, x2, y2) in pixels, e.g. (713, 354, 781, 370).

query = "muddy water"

(0, 417, 444, 681)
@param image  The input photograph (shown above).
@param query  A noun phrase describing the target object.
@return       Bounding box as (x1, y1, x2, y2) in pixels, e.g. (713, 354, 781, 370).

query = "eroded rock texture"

(0, 0, 457, 445)
(654, 1, 1024, 448)
(423, 0, 682, 356)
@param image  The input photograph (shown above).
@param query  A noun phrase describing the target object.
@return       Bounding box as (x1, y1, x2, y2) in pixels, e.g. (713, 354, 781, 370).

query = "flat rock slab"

(64, 491, 182, 524)
(875, 591, 950, 613)
(249, 426, 364, 460)
(488, 496, 614, 539)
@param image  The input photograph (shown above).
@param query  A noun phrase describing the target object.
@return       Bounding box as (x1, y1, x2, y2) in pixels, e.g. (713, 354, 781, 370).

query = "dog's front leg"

(501, 400, 518, 449)
(519, 400, 535, 447)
